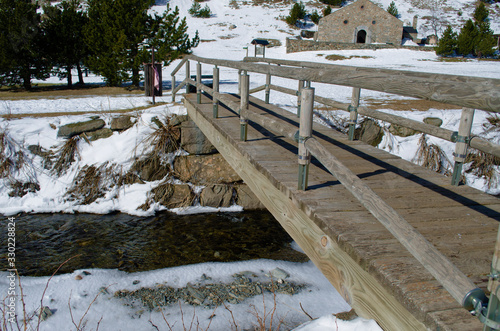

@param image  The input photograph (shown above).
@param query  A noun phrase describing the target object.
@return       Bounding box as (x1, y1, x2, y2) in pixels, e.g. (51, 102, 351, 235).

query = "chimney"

(413, 16, 418, 30)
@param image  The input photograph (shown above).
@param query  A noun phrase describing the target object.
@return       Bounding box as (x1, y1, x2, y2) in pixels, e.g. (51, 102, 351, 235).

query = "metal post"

(171, 74, 176, 103)
(240, 71, 249, 141)
(484, 224, 500, 330)
(451, 108, 474, 186)
(298, 87, 315, 190)
(349, 87, 361, 141)
(185, 60, 190, 94)
(265, 73, 271, 104)
(297, 80, 305, 118)
(196, 62, 202, 104)
(213, 66, 219, 118)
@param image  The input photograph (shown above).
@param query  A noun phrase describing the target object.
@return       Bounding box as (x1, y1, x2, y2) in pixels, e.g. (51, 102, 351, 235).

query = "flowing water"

(1, 211, 308, 276)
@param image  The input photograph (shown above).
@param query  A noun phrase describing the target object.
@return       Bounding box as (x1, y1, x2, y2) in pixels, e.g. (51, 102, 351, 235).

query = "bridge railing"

(171, 55, 500, 326)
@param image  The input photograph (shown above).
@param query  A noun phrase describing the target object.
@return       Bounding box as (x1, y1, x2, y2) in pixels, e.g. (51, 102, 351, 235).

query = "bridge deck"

(183, 92, 500, 330)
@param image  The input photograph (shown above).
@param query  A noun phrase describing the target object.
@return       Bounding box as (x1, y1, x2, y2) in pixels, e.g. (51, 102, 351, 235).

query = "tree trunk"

(67, 65, 73, 88)
(22, 70, 32, 90)
(76, 63, 84, 85)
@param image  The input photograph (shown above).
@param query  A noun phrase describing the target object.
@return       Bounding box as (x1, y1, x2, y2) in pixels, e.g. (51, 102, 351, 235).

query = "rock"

(75, 275, 83, 280)
(170, 114, 190, 127)
(173, 154, 241, 185)
(388, 124, 418, 137)
(131, 154, 169, 181)
(37, 306, 53, 321)
(235, 184, 266, 210)
(181, 120, 217, 155)
(57, 119, 105, 138)
(86, 128, 113, 141)
(110, 115, 134, 131)
(133, 280, 140, 285)
(424, 117, 443, 127)
(357, 119, 383, 146)
(168, 184, 194, 208)
(267, 268, 289, 281)
(229, 24, 237, 30)
(200, 184, 233, 207)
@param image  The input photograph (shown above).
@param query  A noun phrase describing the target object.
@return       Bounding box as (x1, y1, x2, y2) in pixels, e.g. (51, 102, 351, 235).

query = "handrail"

(186, 55, 500, 113)
(263, 83, 500, 158)
(184, 75, 486, 314)
(173, 57, 497, 324)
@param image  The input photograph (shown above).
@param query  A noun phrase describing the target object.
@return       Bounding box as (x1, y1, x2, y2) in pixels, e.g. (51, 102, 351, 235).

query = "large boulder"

(235, 184, 266, 210)
(151, 182, 193, 208)
(57, 119, 105, 138)
(87, 128, 113, 141)
(181, 120, 217, 155)
(200, 184, 233, 207)
(357, 119, 383, 146)
(110, 115, 134, 131)
(173, 154, 241, 185)
(423, 117, 443, 127)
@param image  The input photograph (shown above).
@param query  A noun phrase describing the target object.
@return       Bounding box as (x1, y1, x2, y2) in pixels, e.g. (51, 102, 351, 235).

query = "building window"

(344, 20, 348, 24)
(361, 5, 364, 8)
(372, 20, 376, 24)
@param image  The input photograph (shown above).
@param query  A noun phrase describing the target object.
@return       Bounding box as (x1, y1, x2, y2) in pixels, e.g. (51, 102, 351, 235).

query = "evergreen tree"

(311, 10, 321, 24)
(387, 1, 399, 17)
(148, 5, 200, 67)
(473, 2, 496, 57)
(285, 2, 307, 26)
(323, 6, 332, 17)
(0, 0, 50, 89)
(457, 19, 477, 56)
(435, 25, 457, 56)
(42, 0, 89, 87)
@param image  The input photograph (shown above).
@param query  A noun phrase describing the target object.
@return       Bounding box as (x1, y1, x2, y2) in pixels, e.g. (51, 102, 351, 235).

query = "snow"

(1, 0, 499, 330)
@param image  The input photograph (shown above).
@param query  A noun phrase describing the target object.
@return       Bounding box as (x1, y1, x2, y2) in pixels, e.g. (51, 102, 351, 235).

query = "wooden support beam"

(213, 66, 219, 118)
(196, 62, 202, 104)
(451, 108, 475, 186)
(265, 73, 271, 104)
(298, 87, 314, 190)
(185, 60, 191, 94)
(349, 88, 361, 141)
(240, 72, 249, 141)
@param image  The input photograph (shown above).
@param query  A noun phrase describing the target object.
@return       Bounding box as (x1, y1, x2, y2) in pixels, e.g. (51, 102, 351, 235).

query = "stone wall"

(286, 37, 435, 53)
(317, 0, 403, 45)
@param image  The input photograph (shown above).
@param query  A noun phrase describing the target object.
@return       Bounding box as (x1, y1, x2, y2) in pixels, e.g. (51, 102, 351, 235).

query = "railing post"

(484, 224, 500, 330)
(196, 62, 202, 104)
(240, 71, 249, 141)
(213, 65, 219, 118)
(185, 60, 190, 94)
(348, 87, 361, 141)
(265, 73, 271, 104)
(238, 69, 242, 95)
(297, 80, 305, 118)
(451, 108, 474, 186)
(171, 74, 176, 103)
(298, 87, 315, 191)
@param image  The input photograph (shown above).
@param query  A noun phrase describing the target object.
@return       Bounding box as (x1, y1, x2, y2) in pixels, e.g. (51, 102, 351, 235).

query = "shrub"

(189, 1, 212, 18)
(387, 1, 399, 17)
(285, 2, 307, 26)
(311, 10, 321, 24)
(322, 5, 332, 16)
(435, 25, 457, 57)
(320, 0, 342, 6)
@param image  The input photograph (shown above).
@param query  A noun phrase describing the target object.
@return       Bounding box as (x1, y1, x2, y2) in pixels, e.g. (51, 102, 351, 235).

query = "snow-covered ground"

(1, 0, 499, 330)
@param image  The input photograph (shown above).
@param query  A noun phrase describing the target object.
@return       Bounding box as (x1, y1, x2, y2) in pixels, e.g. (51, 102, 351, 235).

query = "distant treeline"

(0, 0, 200, 89)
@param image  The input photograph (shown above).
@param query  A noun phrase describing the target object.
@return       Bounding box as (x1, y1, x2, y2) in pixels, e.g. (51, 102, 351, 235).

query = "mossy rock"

(57, 119, 105, 138)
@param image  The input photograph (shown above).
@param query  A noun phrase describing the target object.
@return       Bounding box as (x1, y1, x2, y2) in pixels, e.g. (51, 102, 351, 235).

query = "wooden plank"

(185, 96, 427, 331)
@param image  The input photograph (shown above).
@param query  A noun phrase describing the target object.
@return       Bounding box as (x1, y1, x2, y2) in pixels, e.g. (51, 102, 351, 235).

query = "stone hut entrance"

(357, 30, 367, 43)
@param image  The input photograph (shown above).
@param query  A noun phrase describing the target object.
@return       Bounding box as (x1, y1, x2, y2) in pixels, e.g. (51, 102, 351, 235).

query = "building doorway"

(357, 30, 367, 43)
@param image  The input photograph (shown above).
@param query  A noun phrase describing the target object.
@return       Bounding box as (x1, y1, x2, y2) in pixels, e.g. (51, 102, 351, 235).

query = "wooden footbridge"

(169, 55, 500, 330)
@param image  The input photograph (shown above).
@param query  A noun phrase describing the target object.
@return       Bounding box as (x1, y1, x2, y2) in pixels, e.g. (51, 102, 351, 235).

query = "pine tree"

(323, 6, 332, 17)
(473, 2, 496, 57)
(148, 5, 200, 67)
(42, 0, 89, 87)
(435, 25, 457, 56)
(387, 1, 399, 18)
(286, 2, 307, 26)
(311, 10, 321, 24)
(0, 0, 50, 89)
(457, 19, 477, 56)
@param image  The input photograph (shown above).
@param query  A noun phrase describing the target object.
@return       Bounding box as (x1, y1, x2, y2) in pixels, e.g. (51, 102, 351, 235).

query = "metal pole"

(185, 60, 190, 94)
(152, 47, 155, 105)
(240, 71, 249, 141)
(265, 73, 271, 104)
(213, 66, 219, 118)
(196, 62, 202, 104)
(298, 87, 315, 190)
(297, 80, 305, 118)
(349, 87, 361, 141)
(451, 108, 474, 186)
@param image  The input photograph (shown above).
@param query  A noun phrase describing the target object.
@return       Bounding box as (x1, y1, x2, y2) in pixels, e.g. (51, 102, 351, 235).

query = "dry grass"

(414, 134, 450, 173)
(66, 163, 122, 205)
(483, 115, 500, 133)
(51, 135, 84, 176)
(145, 116, 181, 155)
(324, 54, 374, 61)
(465, 150, 500, 189)
(0, 86, 143, 101)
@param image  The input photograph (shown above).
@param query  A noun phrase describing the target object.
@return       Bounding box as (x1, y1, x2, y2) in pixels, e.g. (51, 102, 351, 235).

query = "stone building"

(316, 0, 403, 45)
